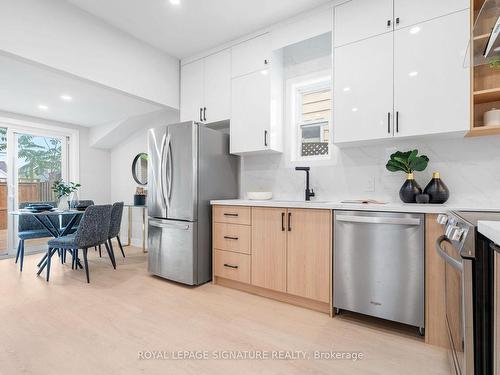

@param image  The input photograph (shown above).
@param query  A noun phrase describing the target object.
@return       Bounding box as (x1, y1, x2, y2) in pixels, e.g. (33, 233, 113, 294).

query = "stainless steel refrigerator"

(147, 121, 239, 285)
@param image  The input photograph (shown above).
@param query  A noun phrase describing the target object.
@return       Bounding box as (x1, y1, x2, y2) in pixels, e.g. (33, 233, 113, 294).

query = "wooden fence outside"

(0, 181, 55, 230)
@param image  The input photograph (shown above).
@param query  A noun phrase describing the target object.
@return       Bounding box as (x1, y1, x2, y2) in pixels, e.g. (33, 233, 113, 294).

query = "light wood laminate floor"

(0, 245, 451, 375)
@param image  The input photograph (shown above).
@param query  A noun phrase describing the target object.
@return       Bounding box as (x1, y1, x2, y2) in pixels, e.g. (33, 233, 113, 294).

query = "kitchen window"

(291, 77, 332, 161)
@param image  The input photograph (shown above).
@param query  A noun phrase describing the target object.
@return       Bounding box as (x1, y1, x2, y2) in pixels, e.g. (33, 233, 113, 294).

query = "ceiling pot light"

(38, 104, 49, 111)
(60, 94, 73, 102)
(409, 26, 421, 35)
(170, 0, 180, 5)
(409, 71, 419, 77)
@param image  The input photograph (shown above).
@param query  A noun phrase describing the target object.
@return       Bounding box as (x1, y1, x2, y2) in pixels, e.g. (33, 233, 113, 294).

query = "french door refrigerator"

(147, 121, 239, 285)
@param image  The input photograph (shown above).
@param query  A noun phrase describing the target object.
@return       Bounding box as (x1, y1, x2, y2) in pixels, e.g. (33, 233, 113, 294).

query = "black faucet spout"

(295, 167, 315, 201)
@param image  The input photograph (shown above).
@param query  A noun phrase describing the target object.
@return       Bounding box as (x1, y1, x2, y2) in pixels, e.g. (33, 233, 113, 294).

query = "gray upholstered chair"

(44, 204, 112, 283)
(108, 202, 125, 258)
(16, 201, 57, 271)
(62, 199, 94, 232)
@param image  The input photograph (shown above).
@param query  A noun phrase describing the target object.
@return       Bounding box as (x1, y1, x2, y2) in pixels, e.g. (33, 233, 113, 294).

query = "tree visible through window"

(296, 82, 331, 159)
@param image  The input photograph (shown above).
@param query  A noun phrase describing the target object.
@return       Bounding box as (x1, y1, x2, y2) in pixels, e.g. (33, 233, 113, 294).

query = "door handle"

(223, 213, 239, 217)
(223, 236, 239, 240)
(223, 263, 239, 269)
(203, 107, 207, 122)
(336, 215, 421, 226)
(281, 212, 285, 231)
(396, 111, 399, 133)
(288, 212, 292, 231)
(264, 130, 268, 147)
(387, 19, 391, 27)
(387, 112, 391, 134)
(395, 17, 400, 25)
(199, 108, 203, 122)
(149, 219, 190, 230)
(159, 134, 168, 209)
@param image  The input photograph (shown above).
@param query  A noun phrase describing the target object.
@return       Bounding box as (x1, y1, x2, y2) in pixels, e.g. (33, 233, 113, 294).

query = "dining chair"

(15, 201, 57, 272)
(44, 204, 112, 283)
(108, 202, 125, 258)
(61, 199, 94, 233)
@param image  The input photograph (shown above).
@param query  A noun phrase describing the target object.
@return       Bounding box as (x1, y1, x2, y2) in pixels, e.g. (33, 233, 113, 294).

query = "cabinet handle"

(223, 213, 239, 217)
(281, 212, 285, 231)
(387, 112, 391, 134)
(396, 17, 400, 25)
(199, 108, 203, 122)
(387, 19, 391, 27)
(264, 59, 269, 65)
(288, 212, 292, 232)
(223, 236, 239, 241)
(203, 107, 207, 122)
(223, 263, 239, 269)
(396, 111, 399, 133)
(264, 130, 268, 147)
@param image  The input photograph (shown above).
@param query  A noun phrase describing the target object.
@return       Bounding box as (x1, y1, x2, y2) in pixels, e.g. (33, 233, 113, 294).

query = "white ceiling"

(65, 0, 333, 58)
(0, 53, 164, 127)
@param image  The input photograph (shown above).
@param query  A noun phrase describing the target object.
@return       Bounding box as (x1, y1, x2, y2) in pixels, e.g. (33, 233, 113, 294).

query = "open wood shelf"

(474, 87, 500, 103)
(467, 124, 500, 137)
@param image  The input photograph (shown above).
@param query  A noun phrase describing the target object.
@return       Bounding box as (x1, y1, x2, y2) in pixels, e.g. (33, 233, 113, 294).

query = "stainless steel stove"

(436, 211, 496, 375)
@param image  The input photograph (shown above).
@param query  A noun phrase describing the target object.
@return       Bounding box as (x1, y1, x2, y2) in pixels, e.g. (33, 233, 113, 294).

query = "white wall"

(0, 0, 179, 108)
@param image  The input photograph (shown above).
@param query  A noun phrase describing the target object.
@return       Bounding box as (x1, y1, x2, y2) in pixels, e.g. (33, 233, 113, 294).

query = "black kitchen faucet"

(295, 167, 315, 201)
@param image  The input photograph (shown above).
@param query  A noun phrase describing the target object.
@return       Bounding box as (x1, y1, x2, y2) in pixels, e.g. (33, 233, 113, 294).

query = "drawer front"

(213, 205, 251, 225)
(214, 250, 250, 284)
(214, 223, 251, 254)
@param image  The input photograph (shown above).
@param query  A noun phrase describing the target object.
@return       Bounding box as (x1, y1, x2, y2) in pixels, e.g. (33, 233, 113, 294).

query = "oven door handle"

(435, 235, 463, 271)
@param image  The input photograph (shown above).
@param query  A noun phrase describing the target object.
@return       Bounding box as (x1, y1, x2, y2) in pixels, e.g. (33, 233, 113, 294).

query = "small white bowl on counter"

(246, 192, 273, 200)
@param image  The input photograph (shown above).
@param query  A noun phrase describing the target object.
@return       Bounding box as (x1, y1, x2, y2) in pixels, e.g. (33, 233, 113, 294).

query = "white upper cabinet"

(334, 0, 393, 47)
(180, 49, 231, 124)
(231, 70, 271, 153)
(231, 33, 272, 78)
(334, 33, 394, 144)
(393, 10, 470, 138)
(204, 50, 231, 123)
(180, 60, 204, 122)
(393, 0, 469, 29)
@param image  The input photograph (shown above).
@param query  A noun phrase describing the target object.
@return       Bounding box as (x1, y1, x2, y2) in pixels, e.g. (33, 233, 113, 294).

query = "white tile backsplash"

(241, 135, 500, 207)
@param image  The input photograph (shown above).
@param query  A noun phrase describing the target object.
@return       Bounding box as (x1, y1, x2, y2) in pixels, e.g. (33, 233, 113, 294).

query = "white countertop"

(211, 199, 500, 214)
(478, 221, 500, 246)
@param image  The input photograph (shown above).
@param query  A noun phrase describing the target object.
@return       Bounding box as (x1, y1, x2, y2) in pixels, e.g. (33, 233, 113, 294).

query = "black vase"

(424, 172, 449, 204)
(399, 173, 422, 203)
(134, 194, 146, 206)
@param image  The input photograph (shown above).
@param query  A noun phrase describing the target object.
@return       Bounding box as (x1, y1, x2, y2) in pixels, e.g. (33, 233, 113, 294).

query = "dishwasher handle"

(335, 214, 421, 226)
(435, 235, 463, 271)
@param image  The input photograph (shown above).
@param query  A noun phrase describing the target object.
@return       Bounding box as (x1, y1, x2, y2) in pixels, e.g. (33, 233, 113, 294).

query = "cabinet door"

(334, 33, 394, 144)
(231, 34, 271, 78)
(180, 60, 204, 122)
(495, 250, 500, 375)
(286, 209, 331, 303)
(394, 11, 469, 138)
(394, 0, 469, 29)
(204, 49, 231, 123)
(334, 0, 393, 47)
(230, 70, 270, 154)
(251, 207, 287, 292)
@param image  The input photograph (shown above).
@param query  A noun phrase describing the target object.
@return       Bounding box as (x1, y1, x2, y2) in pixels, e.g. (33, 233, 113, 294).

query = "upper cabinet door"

(334, 0, 393, 47)
(231, 70, 270, 154)
(394, 10, 470, 138)
(180, 60, 204, 122)
(231, 34, 271, 78)
(394, 0, 469, 29)
(204, 49, 231, 123)
(334, 33, 394, 144)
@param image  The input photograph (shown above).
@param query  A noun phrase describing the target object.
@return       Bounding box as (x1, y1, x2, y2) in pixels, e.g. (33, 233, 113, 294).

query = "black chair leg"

(116, 236, 125, 258)
(98, 244, 102, 258)
(46, 247, 53, 282)
(15, 241, 21, 263)
(104, 240, 116, 269)
(19, 240, 25, 272)
(37, 251, 47, 267)
(82, 248, 90, 283)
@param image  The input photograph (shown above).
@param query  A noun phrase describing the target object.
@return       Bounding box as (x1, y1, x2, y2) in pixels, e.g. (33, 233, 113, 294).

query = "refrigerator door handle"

(149, 219, 190, 231)
(159, 134, 168, 210)
(166, 134, 173, 204)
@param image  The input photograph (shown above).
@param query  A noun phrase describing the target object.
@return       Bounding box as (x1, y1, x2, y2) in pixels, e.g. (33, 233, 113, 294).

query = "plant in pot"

(386, 150, 429, 203)
(52, 180, 81, 209)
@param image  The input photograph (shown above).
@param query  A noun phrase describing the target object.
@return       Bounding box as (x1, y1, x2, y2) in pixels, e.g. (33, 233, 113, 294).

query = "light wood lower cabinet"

(213, 205, 332, 314)
(287, 209, 331, 303)
(251, 207, 287, 292)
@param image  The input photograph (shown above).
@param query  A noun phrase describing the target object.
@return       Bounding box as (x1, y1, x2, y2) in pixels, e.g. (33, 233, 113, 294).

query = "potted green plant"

(52, 180, 81, 209)
(386, 150, 429, 203)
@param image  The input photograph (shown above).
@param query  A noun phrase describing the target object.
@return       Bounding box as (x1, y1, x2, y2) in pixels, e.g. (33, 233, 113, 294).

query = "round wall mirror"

(132, 153, 148, 185)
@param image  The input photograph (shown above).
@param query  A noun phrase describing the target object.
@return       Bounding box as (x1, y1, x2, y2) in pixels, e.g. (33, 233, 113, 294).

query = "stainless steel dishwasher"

(334, 210, 425, 331)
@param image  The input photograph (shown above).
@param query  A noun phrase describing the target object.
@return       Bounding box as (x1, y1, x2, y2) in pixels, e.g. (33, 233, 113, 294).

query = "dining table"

(9, 209, 85, 273)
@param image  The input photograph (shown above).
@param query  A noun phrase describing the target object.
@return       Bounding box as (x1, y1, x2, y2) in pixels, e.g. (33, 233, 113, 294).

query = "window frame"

(290, 74, 332, 162)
